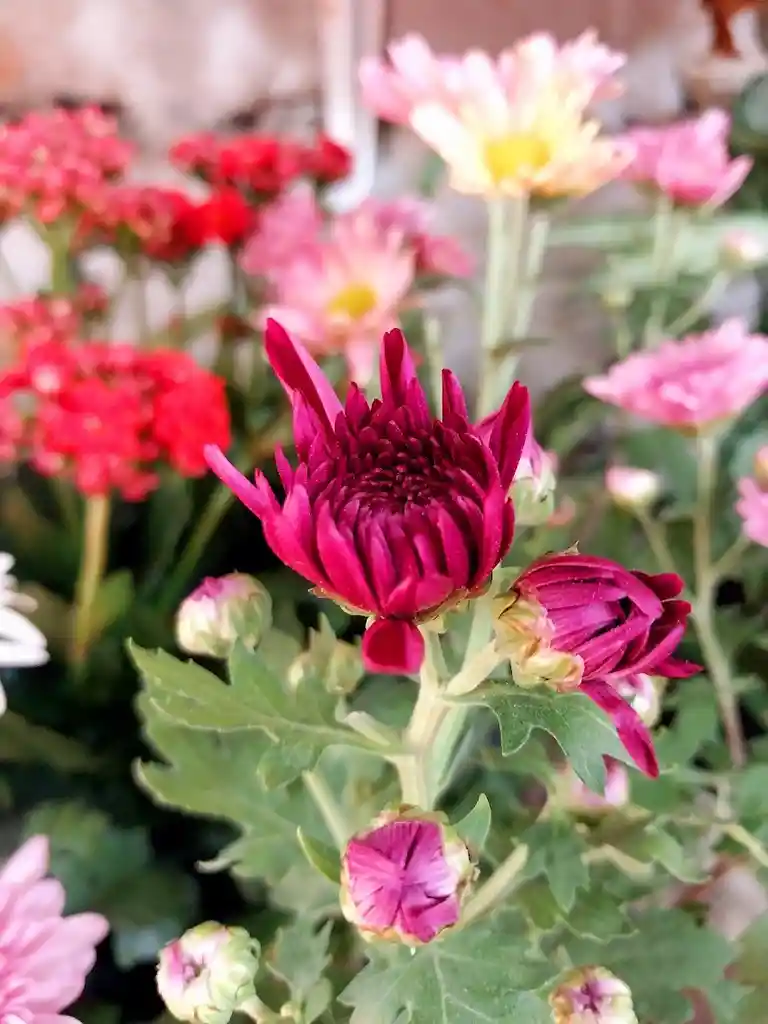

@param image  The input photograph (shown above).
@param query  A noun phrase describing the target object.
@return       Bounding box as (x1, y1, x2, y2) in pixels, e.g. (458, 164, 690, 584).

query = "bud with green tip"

(156, 922, 260, 1024)
(340, 806, 476, 945)
(287, 616, 364, 695)
(176, 574, 272, 658)
(510, 435, 557, 528)
(549, 966, 637, 1024)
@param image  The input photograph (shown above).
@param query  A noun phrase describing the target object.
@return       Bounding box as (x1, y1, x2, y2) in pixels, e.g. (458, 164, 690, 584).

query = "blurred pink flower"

(620, 109, 752, 207)
(0, 834, 108, 1024)
(243, 191, 471, 383)
(240, 189, 322, 278)
(736, 476, 768, 548)
(585, 319, 768, 431)
(340, 810, 474, 944)
(206, 320, 530, 675)
(361, 32, 627, 198)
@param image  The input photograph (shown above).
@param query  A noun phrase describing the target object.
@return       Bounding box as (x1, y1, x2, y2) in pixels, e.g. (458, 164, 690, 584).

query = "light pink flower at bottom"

(736, 477, 768, 548)
(0, 835, 108, 1024)
(550, 966, 637, 1024)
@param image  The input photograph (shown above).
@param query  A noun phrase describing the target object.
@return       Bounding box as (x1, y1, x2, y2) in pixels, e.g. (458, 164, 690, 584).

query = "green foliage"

(475, 686, 635, 790)
(23, 801, 196, 967)
(269, 920, 334, 1023)
(340, 914, 554, 1024)
(519, 820, 589, 912)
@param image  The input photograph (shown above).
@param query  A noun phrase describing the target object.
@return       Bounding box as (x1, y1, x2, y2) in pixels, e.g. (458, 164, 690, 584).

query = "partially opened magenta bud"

(340, 808, 475, 945)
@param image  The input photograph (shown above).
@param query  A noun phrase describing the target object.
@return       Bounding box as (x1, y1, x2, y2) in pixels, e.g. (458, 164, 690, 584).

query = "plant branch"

(71, 494, 111, 667)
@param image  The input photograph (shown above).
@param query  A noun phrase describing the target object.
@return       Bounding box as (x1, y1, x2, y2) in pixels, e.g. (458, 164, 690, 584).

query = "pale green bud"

(176, 574, 272, 659)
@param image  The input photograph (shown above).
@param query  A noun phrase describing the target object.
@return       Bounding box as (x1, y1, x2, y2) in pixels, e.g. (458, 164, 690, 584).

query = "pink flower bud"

(721, 230, 765, 268)
(340, 807, 476, 945)
(605, 466, 661, 511)
(554, 757, 630, 815)
(550, 966, 637, 1024)
(157, 922, 259, 1024)
(176, 574, 272, 658)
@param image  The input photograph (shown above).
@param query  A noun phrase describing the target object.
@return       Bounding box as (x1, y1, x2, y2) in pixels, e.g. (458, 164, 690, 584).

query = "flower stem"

(238, 996, 281, 1023)
(474, 196, 527, 420)
(644, 193, 677, 346)
(157, 483, 236, 613)
(461, 843, 529, 927)
(692, 433, 746, 768)
(397, 633, 448, 808)
(71, 494, 111, 667)
(302, 767, 352, 848)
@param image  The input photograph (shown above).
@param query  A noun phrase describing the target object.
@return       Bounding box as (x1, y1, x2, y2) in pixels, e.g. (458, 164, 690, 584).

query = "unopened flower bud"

(753, 446, 768, 491)
(553, 757, 630, 816)
(157, 922, 260, 1024)
(340, 806, 476, 945)
(601, 285, 633, 311)
(511, 442, 557, 527)
(176, 574, 272, 659)
(721, 230, 765, 269)
(287, 617, 363, 695)
(550, 966, 637, 1024)
(605, 466, 661, 512)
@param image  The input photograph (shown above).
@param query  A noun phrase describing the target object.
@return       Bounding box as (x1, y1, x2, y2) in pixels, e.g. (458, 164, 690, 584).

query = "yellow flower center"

(326, 282, 378, 321)
(483, 134, 552, 184)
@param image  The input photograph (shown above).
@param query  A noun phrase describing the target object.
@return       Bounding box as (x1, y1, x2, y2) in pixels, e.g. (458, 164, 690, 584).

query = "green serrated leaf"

(520, 820, 589, 913)
(475, 687, 633, 791)
(270, 919, 333, 1017)
(589, 821, 706, 883)
(297, 828, 342, 884)
(136, 697, 332, 887)
(562, 909, 742, 1024)
(340, 913, 554, 1024)
(517, 880, 630, 940)
(91, 569, 134, 638)
(130, 642, 373, 783)
(453, 794, 492, 855)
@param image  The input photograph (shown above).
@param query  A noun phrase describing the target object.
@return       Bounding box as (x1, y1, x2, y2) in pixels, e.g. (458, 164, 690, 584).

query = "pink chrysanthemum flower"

(585, 319, 768, 432)
(620, 109, 752, 208)
(0, 834, 108, 1024)
(205, 319, 530, 675)
(340, 809, 475, 945)
(360, 32, 628, 199)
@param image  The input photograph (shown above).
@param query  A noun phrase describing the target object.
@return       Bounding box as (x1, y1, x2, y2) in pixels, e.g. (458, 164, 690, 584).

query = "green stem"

(665, 271, 729, 338)
(238, 996, 281, 1023)
(474, 197, 526, 420)
(423, 314, 444, 408)
(643, 193, 676, 347)
(397, 633, 448, 808)
(506, 211, 550, 378)
(157, 483, 236, 612)
(636, 509, 682, 580)
(302, 767, 352, 848)
(461, 844, 529, 927)
(71, 494, 111, 667)
(131, 258, 151, 344)
(692, 433, 746, 768)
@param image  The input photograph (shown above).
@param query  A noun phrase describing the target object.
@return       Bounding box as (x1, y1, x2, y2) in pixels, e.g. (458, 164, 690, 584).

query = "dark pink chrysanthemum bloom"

(205, 318, 530, 675)
(340, 810, 474, 945)
(495, 553, 700, 777)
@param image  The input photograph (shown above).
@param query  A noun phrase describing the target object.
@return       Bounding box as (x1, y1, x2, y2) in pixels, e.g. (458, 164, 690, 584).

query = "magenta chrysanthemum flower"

(340, 810, 474, 945)
(495, 553, 699, 776)
(0, 834, 108, 1024)
(205, 319, 530, 675)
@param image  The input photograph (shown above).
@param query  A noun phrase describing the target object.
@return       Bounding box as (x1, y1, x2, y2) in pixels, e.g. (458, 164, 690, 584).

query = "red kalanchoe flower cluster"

(0, 108, 132, 224)
(85, 185, 258, 261)
(495, 553, 699, 776)
(169, 132, 351, 198)
(0, 336, 230, 499)
(206, 318, 530, 675)
(0, 286, 109, 349)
